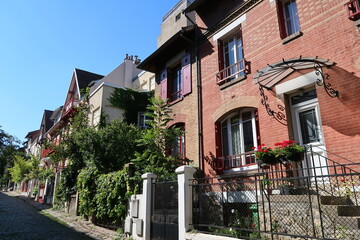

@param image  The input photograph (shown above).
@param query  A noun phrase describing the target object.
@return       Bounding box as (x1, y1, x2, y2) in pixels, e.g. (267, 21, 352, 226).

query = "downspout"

(183, 11, 204, 173)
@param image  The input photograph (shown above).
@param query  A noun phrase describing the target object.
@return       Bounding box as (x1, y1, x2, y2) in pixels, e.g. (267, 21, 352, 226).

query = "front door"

(291, 89, 328, 178)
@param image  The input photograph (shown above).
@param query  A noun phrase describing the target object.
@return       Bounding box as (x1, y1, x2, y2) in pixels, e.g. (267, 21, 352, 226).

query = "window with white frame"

(138, 112, 149, 129)
(219, 109, 258, 169)
(217, 32, 245, 85)
(92, 108, 101, 126)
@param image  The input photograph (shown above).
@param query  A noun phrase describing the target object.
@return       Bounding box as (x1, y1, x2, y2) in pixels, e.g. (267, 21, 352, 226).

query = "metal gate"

(151, 180, 178, 240)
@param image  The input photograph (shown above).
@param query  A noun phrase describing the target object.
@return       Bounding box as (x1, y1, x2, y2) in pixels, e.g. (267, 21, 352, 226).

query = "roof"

(74, 68, 104, 96)
(43, 110, 55, 133)
(25, 130, 39, 139)
(137, 26, 196, 73)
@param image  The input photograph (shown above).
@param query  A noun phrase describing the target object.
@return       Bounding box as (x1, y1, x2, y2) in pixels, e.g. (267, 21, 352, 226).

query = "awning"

(253, 57, 334, 89)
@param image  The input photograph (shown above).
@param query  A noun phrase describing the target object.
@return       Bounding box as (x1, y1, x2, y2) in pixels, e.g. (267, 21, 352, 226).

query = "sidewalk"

(4, 191, 125, 240)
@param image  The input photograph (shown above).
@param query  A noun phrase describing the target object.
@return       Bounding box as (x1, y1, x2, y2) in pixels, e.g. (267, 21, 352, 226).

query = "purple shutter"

(160, 69, 167, 101)
(181, 53, 192, 96)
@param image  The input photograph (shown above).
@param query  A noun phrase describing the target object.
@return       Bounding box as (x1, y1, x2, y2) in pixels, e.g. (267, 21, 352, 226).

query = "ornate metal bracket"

(314, 63, 339, 98)
(259, 84, 287, 126)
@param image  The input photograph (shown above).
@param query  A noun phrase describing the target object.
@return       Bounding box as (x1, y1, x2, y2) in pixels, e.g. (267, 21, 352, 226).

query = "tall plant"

(133, 97, 182, 178)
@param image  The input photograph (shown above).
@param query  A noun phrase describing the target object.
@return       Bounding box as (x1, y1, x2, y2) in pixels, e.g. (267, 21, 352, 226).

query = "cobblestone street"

(0, 192, 119, 240)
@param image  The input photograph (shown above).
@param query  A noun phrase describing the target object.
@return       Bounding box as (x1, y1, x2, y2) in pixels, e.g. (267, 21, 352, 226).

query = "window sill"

(281, 31, 303, 45)
(168, 96, 184, 106)
(219, 75, 247, 90)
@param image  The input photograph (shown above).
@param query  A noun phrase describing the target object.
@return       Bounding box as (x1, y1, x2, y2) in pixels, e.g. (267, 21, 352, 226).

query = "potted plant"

(253, 144, 278, 166)
(274, 140, 304, 162)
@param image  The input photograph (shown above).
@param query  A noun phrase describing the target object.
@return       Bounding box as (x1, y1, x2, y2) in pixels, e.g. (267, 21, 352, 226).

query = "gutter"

(183, 10, 204, 173)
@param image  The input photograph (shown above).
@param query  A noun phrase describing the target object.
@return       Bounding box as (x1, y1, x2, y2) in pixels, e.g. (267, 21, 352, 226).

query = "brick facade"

(193, 0, 360, 176)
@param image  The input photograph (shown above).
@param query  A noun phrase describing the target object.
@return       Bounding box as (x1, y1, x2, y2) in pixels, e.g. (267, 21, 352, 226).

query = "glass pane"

(242, 120, 254, 152)
(284, 0, 300, 35)
(299, 109, 320, 144)
(242, 111, 252, 121)
(231, 124, 241, 155)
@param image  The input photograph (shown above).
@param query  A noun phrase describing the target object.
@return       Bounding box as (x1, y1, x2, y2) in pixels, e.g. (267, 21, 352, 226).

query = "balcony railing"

(41, 148, 54, 158)
(216, 59, 250, 85)
(215, 151, 256, 174)
(345, 0, 360, 20)
(169, 89, 183, 102)
(62, 98, 77, 119)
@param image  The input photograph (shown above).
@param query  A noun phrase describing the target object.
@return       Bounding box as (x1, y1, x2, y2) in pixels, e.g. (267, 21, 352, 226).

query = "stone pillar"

(141, 173, 157, 240)
(176, 166, 196, 240)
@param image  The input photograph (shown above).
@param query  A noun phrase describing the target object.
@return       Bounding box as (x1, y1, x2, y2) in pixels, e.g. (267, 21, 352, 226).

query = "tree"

(0, 126, 22, 187)
(132, 97, 183, 178)
(7, 155, 32, 184)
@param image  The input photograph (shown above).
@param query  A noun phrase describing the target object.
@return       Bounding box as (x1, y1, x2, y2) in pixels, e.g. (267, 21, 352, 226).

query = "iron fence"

(192, 152, 360, 240)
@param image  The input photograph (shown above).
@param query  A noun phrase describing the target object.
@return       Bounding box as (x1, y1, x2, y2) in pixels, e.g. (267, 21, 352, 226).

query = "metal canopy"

(253, 57, 334, 90)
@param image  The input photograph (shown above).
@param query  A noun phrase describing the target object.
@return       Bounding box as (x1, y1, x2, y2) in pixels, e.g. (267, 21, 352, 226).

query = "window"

(160, 53, 192, 102)
(277, 0, 300, 39)
(149, 76, 155, 91)
(345, 0, 360, 21)
(171, 124, 186, 159)
(216, 32, 246, 85)
(216, 109, 258, 170)
(169, 65, 183, 101)
(138, 112, 149, 129)
(92, 108, 101, 126)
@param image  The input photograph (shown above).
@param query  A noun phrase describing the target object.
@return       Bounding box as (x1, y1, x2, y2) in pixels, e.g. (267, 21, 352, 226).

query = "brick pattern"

(196, 0, 360, 176)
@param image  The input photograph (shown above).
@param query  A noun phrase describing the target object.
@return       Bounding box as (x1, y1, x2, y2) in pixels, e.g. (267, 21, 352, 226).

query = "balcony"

(345, 0, 360, 20)
(216, 59, 250, 85)
(62, 98, 77, 119)
(41, 148, 54, 158)
(215, 151, 257, 174)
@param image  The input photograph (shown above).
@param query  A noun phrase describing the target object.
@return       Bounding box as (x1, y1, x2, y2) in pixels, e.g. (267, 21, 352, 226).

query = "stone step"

(321, 196, 353, 205)
(338, 206, 360, 217)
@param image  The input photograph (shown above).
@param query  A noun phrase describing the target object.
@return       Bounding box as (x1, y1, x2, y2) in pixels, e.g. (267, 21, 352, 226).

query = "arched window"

(171, 123, 186, 160)
(216, 108, 259, 170)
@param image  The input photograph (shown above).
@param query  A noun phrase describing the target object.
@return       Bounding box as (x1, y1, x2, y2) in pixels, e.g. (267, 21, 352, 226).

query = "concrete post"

(176, 166, 196, 240)
(141, 172, 157, 240)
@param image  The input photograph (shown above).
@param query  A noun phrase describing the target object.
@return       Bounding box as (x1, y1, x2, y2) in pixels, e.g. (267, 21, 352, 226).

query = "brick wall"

(197, 0, 360, 176)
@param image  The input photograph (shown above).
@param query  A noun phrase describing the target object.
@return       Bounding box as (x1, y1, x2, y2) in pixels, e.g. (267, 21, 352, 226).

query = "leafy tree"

(0, 126, 22, 187)
(132, 97, 182, 178)
(7, 155, 32, 183)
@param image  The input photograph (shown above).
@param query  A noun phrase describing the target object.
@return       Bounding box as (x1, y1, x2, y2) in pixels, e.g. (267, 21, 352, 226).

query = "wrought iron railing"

(216, 151, 256, 173)
(192, 147, 360, 239)
(62, 98, 77, 118)
(169, 89, 183, 102)
(216, 59, 249, 85)
(345, 0, 360, 20)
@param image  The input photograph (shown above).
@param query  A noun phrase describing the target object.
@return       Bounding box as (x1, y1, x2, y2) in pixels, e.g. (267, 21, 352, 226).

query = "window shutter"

(276, 0, 287, 39)
(215, 122, 222, 157)
(217, 40, 224, 71)
(181, 52, 192, 96)
(160, 69, 167, 101)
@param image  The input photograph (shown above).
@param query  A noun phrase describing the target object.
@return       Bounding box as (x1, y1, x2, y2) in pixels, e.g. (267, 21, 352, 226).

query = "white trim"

(275, 70, 317, 96)
(213, 14, 247, 41)
(89, 82, 126, 98)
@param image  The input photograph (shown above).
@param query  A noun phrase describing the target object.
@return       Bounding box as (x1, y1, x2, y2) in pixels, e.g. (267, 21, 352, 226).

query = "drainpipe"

(183, 11, 204, 173)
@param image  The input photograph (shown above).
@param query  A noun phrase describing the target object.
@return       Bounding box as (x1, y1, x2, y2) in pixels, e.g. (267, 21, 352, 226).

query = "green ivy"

(109, 88, 153, 125)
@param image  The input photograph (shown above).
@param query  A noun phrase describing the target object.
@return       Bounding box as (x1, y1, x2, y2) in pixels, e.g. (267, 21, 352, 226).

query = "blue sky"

(0, 0, 179, 142)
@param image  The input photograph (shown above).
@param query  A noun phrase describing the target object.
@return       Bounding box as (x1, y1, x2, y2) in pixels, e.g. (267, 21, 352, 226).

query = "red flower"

(340, 179, 345, 182)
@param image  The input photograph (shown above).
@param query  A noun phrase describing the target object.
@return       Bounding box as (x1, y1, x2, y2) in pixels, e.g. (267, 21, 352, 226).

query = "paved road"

(0, 192, 95, 240)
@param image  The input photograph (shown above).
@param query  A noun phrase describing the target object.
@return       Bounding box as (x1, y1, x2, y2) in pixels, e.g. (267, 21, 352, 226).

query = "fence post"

(141, 172, 157, 240)
(176, 166, 196, 240)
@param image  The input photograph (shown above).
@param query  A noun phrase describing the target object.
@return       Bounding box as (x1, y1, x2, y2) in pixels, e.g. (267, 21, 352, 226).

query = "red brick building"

(141, 0, 360, 177)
